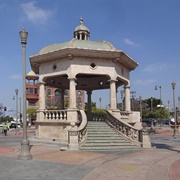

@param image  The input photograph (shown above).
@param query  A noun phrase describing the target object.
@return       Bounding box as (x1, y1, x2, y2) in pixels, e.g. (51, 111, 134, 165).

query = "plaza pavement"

(0, 126, 180, 180)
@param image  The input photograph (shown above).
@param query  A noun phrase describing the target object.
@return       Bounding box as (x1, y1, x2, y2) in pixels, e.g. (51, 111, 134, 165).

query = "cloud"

(20, 1, 54, 24)
(143, 63, 167, 73)
(9, 74, 22, 80)
(124, 38, 139, 47)
(134, 79, 155, 85)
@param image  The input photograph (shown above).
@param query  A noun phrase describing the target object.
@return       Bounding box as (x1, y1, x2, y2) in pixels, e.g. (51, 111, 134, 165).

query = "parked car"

(9, 123, 17, 129)
(142, 119, 152, 127)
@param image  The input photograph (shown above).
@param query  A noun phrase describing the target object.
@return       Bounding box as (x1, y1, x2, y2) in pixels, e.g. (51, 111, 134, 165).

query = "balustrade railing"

(106, 110, 142, 145)
(120, 111, 131, 120)
(43, 110, 67, 120)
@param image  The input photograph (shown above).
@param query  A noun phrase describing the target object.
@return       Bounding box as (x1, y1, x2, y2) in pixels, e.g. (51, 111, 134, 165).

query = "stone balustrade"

(68, 110, 87, 150)
(42, 110, 67, 120)
(106, 110, 143, 146)
(120, 111, 131, 120)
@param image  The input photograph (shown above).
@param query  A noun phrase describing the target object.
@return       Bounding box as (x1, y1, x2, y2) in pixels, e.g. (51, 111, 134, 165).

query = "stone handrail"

(120, 111, 131, 120)
(43, 110, 67, 120)
(106, 110, 143, 145)
(68, 110, 87, 147)
(77, 110, 88, 143)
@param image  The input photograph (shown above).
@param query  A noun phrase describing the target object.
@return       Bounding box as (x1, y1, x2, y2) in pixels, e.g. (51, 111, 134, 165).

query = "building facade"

(26, 71, 85, 110)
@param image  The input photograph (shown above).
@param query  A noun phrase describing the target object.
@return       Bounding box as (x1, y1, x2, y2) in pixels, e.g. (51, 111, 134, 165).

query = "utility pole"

(130, 91, 136, 111)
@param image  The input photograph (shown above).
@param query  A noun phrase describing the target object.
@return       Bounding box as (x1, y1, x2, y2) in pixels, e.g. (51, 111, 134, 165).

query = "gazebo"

(30, 18, 150, 150)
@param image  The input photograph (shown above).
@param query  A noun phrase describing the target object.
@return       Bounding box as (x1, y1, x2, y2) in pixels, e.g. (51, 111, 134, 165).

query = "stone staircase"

(80, 121, 139, 151)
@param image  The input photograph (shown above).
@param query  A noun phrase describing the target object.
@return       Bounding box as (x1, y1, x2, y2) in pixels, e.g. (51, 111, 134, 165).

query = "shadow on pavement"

(151, 142, 180, 153)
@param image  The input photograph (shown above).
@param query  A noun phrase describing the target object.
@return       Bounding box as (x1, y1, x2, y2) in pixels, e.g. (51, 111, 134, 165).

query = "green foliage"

(92, 108, 107, 118)
(26, 108, 37, 119)
(143, 97, 161, 110)
(64, 100, 69, 108)
(85, 102, 97, 111)
(0, 116, 14, 123)
(142, 97, 170, 119)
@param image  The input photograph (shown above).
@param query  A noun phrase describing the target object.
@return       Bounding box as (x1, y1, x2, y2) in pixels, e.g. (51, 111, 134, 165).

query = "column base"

(18, 139, 32, 160)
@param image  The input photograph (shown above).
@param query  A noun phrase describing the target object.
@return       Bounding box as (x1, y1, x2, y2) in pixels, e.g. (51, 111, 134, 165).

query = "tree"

(142, 98, 170, 120)
(85, 102, 97, 111)
(0, 116, 14, 123)
(26, 108, 37, 120)
(131, 97, 170, 120)
(143, 97, 161, 111)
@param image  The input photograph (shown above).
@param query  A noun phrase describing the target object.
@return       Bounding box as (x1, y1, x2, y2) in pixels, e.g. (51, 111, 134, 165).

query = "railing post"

(141, 130, 151, 148)
(68, 131, 79, 150)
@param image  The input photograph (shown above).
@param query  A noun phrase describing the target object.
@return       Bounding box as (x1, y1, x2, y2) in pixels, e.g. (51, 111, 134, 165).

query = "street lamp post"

(19, 97, 22, 122)
(151, 97, 153, 111)
(139, 96, 142, 122)
(171, 82, 178, 138)
(18, 28, 32, 160)
(15, 89, 18, 135)
(99, 98, 102, 109)
(155, 85, 162, 126)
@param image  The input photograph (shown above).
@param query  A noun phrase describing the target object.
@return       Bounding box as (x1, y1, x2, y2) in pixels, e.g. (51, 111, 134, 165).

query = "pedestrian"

(3, 123, 8, 136)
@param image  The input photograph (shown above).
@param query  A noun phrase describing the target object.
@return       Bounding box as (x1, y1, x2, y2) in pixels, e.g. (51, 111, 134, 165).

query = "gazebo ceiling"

(44, 74, 124, 91)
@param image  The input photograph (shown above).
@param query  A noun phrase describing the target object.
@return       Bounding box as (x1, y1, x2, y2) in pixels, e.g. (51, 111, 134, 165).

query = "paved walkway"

(0, 126, 179, 180)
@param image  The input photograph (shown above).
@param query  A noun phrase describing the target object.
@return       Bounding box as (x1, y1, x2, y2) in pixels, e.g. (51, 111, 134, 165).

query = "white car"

(170, 118, 175, 122)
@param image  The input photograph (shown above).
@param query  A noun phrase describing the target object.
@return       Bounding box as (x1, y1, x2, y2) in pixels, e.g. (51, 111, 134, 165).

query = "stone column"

(79, 32, 82, 40)
(59, 89, 65, 109)
(37, 82, 46, 122)
(87, 90, 92, 120)
(67, 78, 78, 150)
(124, 84, 131, 111)
(39, 82, 46, 110)
(109, 80, 117, 110)
(68, 77, 77, 109)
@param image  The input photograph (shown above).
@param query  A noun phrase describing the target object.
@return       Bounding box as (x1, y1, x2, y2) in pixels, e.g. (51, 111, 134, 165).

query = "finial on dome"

(74, 17, 90, 40)
(80, 17, 83, 25)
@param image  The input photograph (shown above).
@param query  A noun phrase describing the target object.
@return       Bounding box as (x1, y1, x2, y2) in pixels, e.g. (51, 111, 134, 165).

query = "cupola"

(74, 17, 90, 40)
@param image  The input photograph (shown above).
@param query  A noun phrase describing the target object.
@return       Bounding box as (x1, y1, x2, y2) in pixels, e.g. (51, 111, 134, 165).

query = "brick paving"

(0, 126, 180, 180)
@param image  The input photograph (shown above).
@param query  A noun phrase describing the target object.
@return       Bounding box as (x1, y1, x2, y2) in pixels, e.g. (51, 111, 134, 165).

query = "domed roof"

(37, 18, 117, 55)
(38, 38, 116, 54)
(27, 70, 37, 76)
(74, 18, 90, 32)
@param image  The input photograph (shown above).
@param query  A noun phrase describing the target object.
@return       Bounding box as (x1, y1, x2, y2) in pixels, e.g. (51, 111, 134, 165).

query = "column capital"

(39, 81, 46, 85)
(108, 79, 118, 83)
(124, 84, 130, 88)
(68, 77, 77, 81)
(87, 90, 92, 95)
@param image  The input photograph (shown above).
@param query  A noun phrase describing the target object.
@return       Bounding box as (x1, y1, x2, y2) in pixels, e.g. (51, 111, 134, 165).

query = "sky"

(0, 0, 180, 116)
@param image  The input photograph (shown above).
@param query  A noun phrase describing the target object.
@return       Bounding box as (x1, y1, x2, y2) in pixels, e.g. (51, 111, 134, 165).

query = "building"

(26, 71, 85, 110)
(29, 18, 150, 150)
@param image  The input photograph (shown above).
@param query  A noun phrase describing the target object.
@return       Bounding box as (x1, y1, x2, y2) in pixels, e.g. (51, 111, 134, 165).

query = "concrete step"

(87, 128, 114, 131)
(87, 125, 109, 128)
(87, 135, 124, 138)
(80, 145, 138, 150)
(87, 130, 115, 135)
(81, 142, 134, 147)
(87, 132, 120, 138)
(85, 139, 128, 143)
(84, 141, 132, 145)
(80, 121, 139, 151)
